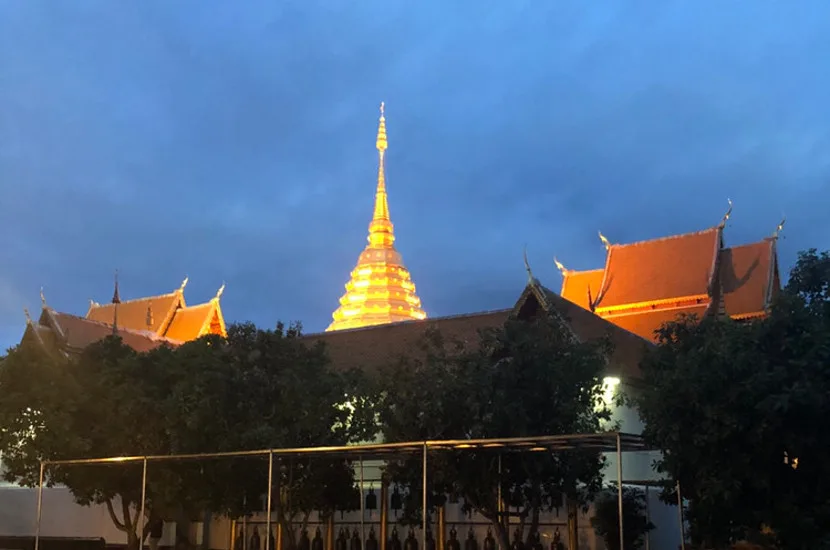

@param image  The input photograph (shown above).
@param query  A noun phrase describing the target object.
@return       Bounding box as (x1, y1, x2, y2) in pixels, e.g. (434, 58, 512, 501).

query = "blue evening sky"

(1, 1, 828, 348)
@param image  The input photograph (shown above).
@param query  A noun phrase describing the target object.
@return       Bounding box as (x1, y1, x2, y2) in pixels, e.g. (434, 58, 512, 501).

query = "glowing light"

(327, 105, 427, 332)
(601, 376, 621, 406)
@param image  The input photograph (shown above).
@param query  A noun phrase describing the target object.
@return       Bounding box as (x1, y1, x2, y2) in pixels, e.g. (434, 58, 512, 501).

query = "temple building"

(22, 277, 227, 353)
(326, 103, 427, 332)
(555, 206, 783, 342)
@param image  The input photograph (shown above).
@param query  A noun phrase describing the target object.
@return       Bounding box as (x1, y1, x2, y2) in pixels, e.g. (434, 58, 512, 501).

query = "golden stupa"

(326, 103, 427, 332)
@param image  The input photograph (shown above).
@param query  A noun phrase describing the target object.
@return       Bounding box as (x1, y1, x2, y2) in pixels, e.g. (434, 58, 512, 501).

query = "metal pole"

(422, 444, 428, 550)
(34, 461, 45, 550)
(139, 458, 148, 550)
(676, 481, 686, 550)
(266, 452, 274, 550)
(615, 434, 624, 550)
(360, 457, 365, 549)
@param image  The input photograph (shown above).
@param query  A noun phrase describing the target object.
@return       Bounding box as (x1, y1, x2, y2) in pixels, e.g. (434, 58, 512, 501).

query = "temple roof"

(87, 292, 183, 334)
(593, 227, 721, 311)
(327, 103, 426, 331)
(308, 282, 652, 380)
(556, 219, 781, 342)
(560, 269, 604, 311)
(33, 308, 179, 353)
(86, 280, 226, 340)
(720, 238, 779, 319)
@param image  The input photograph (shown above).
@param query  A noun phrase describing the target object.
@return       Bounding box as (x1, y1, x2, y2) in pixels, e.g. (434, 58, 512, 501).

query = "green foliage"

(636, 249, 830, 549)
(377, 315, 613, 549)
(0, 321, 373, 549)
(590, 486, 654, 550)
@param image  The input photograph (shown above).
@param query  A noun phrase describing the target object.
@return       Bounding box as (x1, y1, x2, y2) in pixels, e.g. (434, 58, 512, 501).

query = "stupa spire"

(326, 103, 427, 332)
(368, 102, 394, 248)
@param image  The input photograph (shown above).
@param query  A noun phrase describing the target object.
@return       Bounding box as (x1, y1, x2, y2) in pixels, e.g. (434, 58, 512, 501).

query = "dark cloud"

(1, 0, 829, 347)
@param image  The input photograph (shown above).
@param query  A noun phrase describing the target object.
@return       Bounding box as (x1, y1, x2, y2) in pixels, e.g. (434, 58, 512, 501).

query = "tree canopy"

(636, 249, 830, 549)
(376, 314, 614, 549)
(0, 321, 373, 549)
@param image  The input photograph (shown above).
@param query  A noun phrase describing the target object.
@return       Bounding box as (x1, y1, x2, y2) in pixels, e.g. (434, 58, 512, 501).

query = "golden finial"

(772, 216, 786, 240)
(598, 231, 611, 251)
(40, 287, 47, 308)
(376, 101, 388, 153)
(719, 198, 733, 228)
(23, 307, 33, 324)
(180, 276, 189, 291)
(554, 257, 567, 275)
(215, 282, 225, 300)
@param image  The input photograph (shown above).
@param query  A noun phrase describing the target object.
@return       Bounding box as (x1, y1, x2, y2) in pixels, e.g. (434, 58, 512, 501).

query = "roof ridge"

(564, 268, 605, 275)
(90, 291, 179, 308)
(175, 301, 214, 311)
(726, 238, 776, 251)
(611, 226, 719, 249)
(305, 308, 512, 337)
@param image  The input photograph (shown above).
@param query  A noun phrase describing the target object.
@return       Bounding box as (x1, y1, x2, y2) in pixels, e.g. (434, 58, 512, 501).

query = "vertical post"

(139, 458, 148, 550)
(243, 496, 248, 550)
(325, 514, 334, 550)
(437, 506, 446, 550)
(34, 461, 45, 550)
(422, 443, 428, 550)
(359, 457, 365, 549)
(266, 452, 274, 550)
(615, 434, 624, 550)
(379, 478, 389, 550)
(676, 481, 686, 550)
(643, 486, 650, 550)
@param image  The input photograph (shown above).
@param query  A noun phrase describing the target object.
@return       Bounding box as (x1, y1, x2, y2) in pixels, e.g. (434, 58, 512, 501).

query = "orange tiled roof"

(38, 308, 179, 353)
(165, 302, 222, 341)
(594, 228, 721, 310)
(720, 239, 777, 319)
(600, 305, 710, 342)
(86, 293, 182, 335)
(560, 269, 604, 311)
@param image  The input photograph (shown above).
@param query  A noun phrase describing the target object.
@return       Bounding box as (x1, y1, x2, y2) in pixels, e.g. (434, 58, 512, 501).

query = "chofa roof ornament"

(598, 231, 612, 251)
(718, 198, 733, 229)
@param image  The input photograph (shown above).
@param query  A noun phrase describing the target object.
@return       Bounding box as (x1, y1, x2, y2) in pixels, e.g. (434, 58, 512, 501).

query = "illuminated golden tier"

(327, 103, 427, 332)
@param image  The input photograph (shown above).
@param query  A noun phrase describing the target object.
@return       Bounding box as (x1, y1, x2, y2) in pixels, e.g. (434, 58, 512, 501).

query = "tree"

(636, 249, 830, 549)
(377, 315, 613, 550)
(0, 335, 181, 550)
(0, 322, 376, 550)
(590, 486, 654, 550)
(162, 323, 375, 548)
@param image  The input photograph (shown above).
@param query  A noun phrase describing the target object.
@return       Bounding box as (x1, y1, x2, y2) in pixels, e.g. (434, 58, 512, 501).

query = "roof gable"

(514, 285, 652, 379)
(720, 239, 777, 319)
(595, 227, 721, 310)
(164, 300, 226, 341)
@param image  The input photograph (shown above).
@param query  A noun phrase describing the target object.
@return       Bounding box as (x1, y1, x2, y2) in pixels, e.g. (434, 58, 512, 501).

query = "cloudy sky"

(1, 1, 828, 348)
